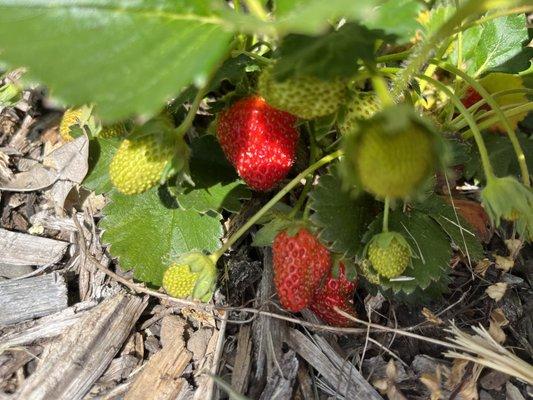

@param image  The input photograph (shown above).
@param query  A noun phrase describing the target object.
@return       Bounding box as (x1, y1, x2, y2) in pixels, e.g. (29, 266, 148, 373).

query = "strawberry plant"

(1, 0, 532, 325)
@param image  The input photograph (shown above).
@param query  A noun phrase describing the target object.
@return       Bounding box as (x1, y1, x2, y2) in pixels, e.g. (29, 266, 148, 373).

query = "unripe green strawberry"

(342, 105, 446, 200)
(338, 92, 381, 135)
(110, 134, 174, 195)
(59, 108, 83, 141)
(258, 66, 346, 119)
(162, 264, 199, 298)
(162, 252, 218, 301)
(99, 123, 128, 139)
(366, 232, 411, 278)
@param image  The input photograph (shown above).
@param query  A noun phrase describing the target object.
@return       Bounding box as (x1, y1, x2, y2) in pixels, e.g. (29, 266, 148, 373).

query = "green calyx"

(341, 104, 449, 200)
(481, 176, 533, 241)
(365, 231, 412, 279)
(162, 252, 217, 302)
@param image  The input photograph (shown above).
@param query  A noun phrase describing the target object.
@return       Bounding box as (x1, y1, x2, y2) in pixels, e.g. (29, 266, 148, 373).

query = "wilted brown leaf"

(445, 198, 491, 242)
(488, 308, 509, 344)
(447, 359, 469, 389)
(504, 239, 523, 257)
(494, 255, 514, 272)
(474, 259, 491, 277)
(420, 366, 444, 400)
(485, 282, 507, 302)
(422, 307, 444, 325)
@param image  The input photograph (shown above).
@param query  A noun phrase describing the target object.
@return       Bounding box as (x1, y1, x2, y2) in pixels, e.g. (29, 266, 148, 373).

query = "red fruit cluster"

(309, 263, 358, 327)
(216, 96, 299, 191)
(273, 228, 331, 311)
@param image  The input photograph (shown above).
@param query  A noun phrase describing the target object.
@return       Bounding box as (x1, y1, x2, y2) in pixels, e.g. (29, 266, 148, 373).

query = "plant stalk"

(436, 61, 530, 186)
(382, 197, 390, 233)
(459, 103, 533, 136)
(391, 0, 492, 99)
(289, 122, 318, 218)
(211, 150, 343, 261)
(242, 0, 269, 21)
(417, 74, 496, 183)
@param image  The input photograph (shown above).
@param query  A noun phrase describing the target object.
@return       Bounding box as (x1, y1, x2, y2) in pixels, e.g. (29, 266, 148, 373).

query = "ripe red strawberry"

(216, 96, 299, 191)
(309, 263, 358, 327)
(461, 86, 484, 109)
(273, 227, 331, 312)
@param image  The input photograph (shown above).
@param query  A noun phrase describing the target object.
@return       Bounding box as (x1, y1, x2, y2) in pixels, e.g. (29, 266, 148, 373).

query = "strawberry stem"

(174, 39, 239, 140)
(435, 61, 530, 187)
(390, 0, 495, 100)
(242, 0, 269, 21)
(231, 50, 273, 65)
(451, 88, 533, 126)
(458, 103, 533, 136)
(417, 74, 496, 183)
(371, 75, 394, 107)
(289, 122, 317, 218)
(382, 197, 390, 233)
(211, 150, 343, 261)
(376, 49, 412, 63)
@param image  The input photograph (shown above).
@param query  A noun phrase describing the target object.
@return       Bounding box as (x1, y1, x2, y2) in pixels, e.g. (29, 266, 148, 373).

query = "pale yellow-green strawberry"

(162, 252, 218, 302)
(342, 104, 446, 200)
(109, 134, 174, 195)
(338, 91, 381, 135)
(59, 108, 83, 141)
(258, 66, 346, 119)
(162, 264, 199, 298)
(366, 232, 411, 278)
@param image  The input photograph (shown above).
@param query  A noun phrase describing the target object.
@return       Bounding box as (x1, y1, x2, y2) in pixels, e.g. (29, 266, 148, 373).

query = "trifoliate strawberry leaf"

(82, 138, 120, 194)
(363, 210, 452, 294)
(101, 187, 223, 286)
(273, 23, 389, 80)
(309, 167, 378, 257)
(416, 195, 484, 261)
(0, 1, 233, 121)
(449, 14, 533, 76)
(173, 136, 251, 213)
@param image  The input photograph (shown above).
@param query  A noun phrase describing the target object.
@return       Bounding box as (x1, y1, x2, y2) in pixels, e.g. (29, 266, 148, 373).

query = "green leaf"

(174, 136, 251, 213)
(378, 277, 451, 304)
(416, 195, 484, 261)
(450, 14, 533, 76)
(364, 210, 452, 294)
(82, 137, 120, 194)
(0, 1, 233, 121)
(252, 217, 293, 247)
(363, 0, 423, 42)
(101, 187, 223, 286)
(309, 167, 378, 257)
(464, 131, 533, 183)
(225, 0, 420, 39)
(273, 23, 388, 80)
